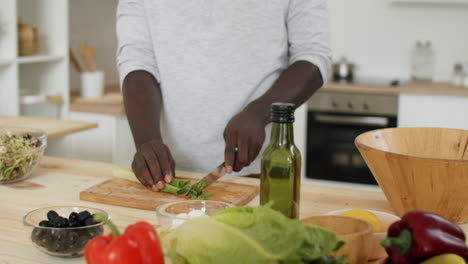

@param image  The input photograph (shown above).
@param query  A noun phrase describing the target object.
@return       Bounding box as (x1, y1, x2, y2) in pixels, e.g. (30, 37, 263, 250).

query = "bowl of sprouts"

(0, 127, 47, 184)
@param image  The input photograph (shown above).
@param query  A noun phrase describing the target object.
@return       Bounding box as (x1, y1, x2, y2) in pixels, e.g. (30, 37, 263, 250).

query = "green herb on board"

(113, 167, 210, 199)
(186, 181, 211, 200)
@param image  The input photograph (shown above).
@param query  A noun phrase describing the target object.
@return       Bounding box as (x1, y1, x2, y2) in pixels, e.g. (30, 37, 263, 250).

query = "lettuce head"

(162, 206, 344, 264)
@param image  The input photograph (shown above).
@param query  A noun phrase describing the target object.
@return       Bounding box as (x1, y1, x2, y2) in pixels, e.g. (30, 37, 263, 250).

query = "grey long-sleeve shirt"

(117, 0, 331, 175)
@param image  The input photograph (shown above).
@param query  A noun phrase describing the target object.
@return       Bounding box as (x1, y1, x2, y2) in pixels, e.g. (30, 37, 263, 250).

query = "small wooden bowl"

(325, 209, 400, 260)
(355, 127, 468, 223)
(302, 215, 373, 264)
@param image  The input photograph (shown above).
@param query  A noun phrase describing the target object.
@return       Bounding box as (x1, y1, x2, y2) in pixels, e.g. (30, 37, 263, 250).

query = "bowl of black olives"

(23, 206, 109, 257)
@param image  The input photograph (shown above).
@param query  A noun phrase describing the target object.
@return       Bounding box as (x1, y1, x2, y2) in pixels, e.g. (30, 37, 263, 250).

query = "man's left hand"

(223, 108, 267, 173)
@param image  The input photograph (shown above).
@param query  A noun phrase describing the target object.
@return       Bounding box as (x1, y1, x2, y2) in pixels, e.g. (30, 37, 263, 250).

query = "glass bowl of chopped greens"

(0, 127, 47, 184)
(156, 200, 234, 230)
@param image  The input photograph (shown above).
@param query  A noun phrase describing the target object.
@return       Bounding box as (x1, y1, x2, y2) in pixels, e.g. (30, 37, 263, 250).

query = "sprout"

(0, 133, 42, 182)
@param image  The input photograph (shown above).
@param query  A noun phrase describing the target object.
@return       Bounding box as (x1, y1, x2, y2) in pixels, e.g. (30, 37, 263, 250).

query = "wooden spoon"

(78, 43, 97, 72)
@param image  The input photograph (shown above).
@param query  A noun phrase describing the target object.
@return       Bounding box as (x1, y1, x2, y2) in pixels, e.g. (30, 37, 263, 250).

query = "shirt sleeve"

(116, 0, 160, 86)
(287, 0, 332, 84)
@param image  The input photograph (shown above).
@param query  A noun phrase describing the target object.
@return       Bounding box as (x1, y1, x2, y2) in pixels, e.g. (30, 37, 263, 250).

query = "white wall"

(69, 0, 118, 91)
(398, 93, 468, 129)
(67, 1, 468, 84)
(329, 1, 468, 81)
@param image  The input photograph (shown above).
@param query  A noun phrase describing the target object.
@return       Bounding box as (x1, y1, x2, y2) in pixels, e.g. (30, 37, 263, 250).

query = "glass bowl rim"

(23, 205, 109, 230)
(155, 200, 234, 220)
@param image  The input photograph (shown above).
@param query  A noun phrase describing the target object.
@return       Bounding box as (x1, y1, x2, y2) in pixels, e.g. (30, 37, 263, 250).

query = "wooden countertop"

(70, 84, 125, 116)
(69, 82, 468, 117)
(1, 156, 467, 263)
(0, 116, 98, 140)
(323, 81, 468, 97)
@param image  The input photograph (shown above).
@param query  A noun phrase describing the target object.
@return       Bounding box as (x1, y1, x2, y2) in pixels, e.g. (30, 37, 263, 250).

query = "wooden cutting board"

(80, 177, 259, 210)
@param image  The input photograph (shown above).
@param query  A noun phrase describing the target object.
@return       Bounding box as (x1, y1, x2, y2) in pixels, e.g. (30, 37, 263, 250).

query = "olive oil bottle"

(260, 103, 301, 218)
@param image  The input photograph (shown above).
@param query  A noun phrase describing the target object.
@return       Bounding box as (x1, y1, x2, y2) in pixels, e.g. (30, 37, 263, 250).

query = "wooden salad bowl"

(355, 127, 468, 223)
(302, 215, 373, 264)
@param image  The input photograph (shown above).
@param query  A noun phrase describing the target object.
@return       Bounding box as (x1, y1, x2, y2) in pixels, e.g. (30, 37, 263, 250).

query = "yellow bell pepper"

(420, 254, 466, 264)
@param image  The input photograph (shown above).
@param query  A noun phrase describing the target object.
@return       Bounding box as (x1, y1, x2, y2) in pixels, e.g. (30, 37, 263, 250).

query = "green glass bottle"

(260, 103, 302, 219)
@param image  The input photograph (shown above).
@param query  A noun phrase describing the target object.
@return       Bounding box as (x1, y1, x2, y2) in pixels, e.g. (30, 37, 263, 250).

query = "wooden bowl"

(325, 209, 400, 260)
(302, 215, 373, 264)
(355, 127, 468, 223)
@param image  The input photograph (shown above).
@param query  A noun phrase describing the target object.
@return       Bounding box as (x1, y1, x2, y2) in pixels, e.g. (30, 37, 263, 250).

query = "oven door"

(306, 111, 397, 185)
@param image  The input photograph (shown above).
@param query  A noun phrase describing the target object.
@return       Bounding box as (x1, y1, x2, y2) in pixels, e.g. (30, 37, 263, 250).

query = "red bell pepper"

(381, 210, 468, 264)
(84, 214, 164, 264)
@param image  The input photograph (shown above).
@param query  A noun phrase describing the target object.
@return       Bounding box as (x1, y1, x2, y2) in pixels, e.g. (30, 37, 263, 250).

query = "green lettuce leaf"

(162, 206, 344, 264)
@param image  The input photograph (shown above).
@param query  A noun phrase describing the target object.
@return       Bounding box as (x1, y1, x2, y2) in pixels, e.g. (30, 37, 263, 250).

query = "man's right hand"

(131, 139, 175, 192)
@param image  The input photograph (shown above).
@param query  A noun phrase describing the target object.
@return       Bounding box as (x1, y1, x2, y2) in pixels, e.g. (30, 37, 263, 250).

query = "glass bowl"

(0, 127, 47, 184)
(23, 206, 108, 257)
(156, 200, 234, 230)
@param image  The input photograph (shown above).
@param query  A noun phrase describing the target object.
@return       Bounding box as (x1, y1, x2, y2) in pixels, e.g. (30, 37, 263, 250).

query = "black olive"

(47, 210, 59, 221)
(78, 235, 91, 248)
(68, 219, 80, 227)
(77, 211, 91, 223)
(51, 216, 67, 228)
(31, 228, 44, 243)
(39, 235, 52, 248)
(54, 229, 67, 241)
(39, 220, 50, 227)
(50, 241, 61, 252)
(49, 217, 59, 227)
(84, 217, 95, 226)
(69, 212, 78, 221)
(66, 231, 79, 242)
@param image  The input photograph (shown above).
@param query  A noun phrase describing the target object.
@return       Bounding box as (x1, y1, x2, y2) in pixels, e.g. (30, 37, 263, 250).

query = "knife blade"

(185, 163, 226, 196)
(196, 163, 226, 187)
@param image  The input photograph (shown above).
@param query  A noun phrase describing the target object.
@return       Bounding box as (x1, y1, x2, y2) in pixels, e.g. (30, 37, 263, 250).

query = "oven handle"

(314, 114, 389, 127)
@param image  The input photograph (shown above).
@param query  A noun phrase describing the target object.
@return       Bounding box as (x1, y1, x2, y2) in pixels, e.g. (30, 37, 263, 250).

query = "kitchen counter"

(69, 82, 468, 117)
(70, 85, 125, 116)
(1, 156, 467, 263)
(324, 81, 468, 97)
(0, 115, 98, 139)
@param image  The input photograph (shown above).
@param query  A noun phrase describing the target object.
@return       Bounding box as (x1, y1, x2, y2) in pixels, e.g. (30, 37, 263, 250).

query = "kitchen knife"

(186, 163, 226, 196)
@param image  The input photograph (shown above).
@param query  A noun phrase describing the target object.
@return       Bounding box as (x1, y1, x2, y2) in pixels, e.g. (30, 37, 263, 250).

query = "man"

(117, 0, 331, 192)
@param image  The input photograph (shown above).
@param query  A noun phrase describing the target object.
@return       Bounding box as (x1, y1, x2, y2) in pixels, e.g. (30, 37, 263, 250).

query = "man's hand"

(224, 108, 267, 173)
(132, 139, 175, 191)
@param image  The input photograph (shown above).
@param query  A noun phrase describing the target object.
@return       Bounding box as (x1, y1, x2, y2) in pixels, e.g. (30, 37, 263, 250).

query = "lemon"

(341, 209, 382, 233)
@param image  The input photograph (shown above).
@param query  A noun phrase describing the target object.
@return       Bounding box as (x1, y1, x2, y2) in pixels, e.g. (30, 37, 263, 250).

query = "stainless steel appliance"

(306, 86, 399, 185)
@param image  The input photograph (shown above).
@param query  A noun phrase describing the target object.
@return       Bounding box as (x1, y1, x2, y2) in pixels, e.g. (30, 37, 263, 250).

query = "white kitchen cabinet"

(0, 0, 69, 118)
(68, 112, 135, 166)
(398, 93, 468, 130)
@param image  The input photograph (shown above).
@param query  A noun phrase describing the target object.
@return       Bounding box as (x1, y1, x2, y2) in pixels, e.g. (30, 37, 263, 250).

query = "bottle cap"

(271, 103, 296, 123)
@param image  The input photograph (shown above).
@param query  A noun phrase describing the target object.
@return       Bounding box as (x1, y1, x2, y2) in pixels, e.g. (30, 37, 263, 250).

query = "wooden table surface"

(0, 115, 98, 140)
(1, 157, 466, 263)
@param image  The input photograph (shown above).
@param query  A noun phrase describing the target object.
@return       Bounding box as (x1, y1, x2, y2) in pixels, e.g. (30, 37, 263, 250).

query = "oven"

(306, 91, 398, 185)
